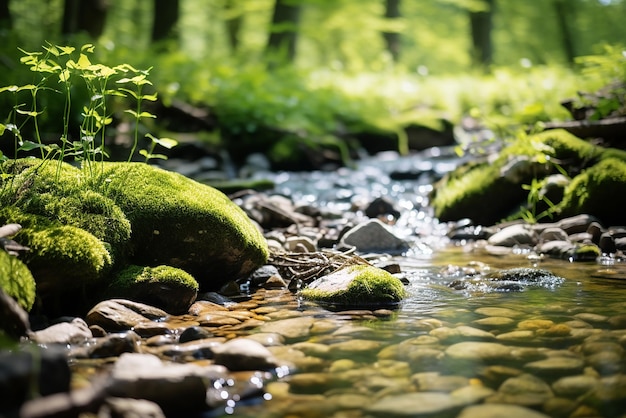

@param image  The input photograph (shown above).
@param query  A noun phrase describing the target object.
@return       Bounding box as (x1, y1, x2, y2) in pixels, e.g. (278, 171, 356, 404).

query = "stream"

(192, 148, 626, 417)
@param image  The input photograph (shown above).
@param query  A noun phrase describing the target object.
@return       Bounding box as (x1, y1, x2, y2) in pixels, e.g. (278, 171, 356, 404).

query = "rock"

(300, 264, 407, 308)
(98, 397, 165, 418)
(364, 196, 401, 220)
(457, 404, 550, 418)
(106, 265, 198, 315)
(557, 158, 626, 227)
(258, 317, 315, 340)
(487, 224, 537, 247)
(85, 299, 168, 332)
(487, 373, 553, 407)
(0, 287, 30, 339)
(366, 392, 463, 417)
(524, 357, 585, 378)
(93, 162, 269, 289)
(445, 342, 514, 364)
(0, 345, 71, 414)
(339, 219, 409, 253)
(537, 226, 569, 242)
(108, 353, 228, 414)
(212, 338, 282, 371)
(28, 318, 92, 345)
(0, 250, 36, 312)
(179, 326, 213, 343)
(552, 374, 599, 397)
(80, 331, 141, 359)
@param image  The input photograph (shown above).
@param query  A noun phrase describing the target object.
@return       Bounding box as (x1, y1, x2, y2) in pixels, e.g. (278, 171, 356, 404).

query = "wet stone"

(258, 317, 315, 340)
(487, 373, 553, 407)
(472, 316, 516, 330)
(430, 326, 495, 343)
(178, 326, 213, 343)
(457, 403, 550, 418)
(475, 307, 525, 318)
(28, 318, 92, 345)
(552, 374, 600, 397)
(366, 392, 463, 417)
(412, 372, 470, 392)
(212, 338, 282, 371)
(523, 357, 585, 378)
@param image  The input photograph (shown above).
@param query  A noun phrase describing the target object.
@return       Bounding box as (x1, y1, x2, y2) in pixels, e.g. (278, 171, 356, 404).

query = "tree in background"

(266, 0, 301, 62)
(552, 0, 576, 65)
(62, 0, 109, 38)
(224, 0, 243, 53)
(152, 0, 179, 43)
(0, 0, 11, 32)
(469, 0, 494, 70)
(383, 0, 401, 62)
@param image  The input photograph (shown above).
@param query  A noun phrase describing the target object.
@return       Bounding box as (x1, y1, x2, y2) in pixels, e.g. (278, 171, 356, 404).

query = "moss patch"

(108, 265, 198, 314)
(0, 250, 36, 311)
(91, 162, 269, 288)
(301, 264, 407, 308)
(555, 158, 626, 226)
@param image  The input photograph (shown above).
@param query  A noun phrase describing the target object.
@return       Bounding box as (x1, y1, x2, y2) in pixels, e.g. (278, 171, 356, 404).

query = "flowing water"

(196, 150, 626, 417)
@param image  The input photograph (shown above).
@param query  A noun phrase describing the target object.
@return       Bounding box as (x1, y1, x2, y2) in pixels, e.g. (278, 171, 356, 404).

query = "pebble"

(366, 392, 463, 417)
(457, 403, 550, 418)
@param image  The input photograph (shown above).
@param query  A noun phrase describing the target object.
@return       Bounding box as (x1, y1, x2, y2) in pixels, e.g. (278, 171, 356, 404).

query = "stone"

(0, 345, 71, 413)
(487, 224, 537, 247)
(339, 219, 409, 253)
(445, 342, 514, 363)
(552, 374, 599, 397)
(524, 357, 585, 378)
(0, 287, 30, 339)
(85, 299, 168, 332)
(82, 331, 141, 359)
(105, 265, 198, 315)
(28, 318, 92, 345)
(366, 392, 463, 417)
(178, 326, 213, 343)
(108, 353, 228, 414)
(300, 264, 407, 307)
(457, 404, 550, 418)
(98, 397, 165, 418)
(258, 317, 315, 340)
(212, 338, 282, 371)
(487, 373, 553, 407)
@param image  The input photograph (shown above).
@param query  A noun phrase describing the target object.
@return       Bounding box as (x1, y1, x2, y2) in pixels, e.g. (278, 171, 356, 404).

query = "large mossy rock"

(431, 129, 626, 226)
(300, 264, 407, 308)
(91, 162, 269, 288)
(0, 250, 36, 311)
(0, 158, 269, 314)
(556, 158, 626, 226)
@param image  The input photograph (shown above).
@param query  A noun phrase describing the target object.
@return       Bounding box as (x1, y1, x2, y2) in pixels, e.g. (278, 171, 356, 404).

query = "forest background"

(0, 0, 624, 170)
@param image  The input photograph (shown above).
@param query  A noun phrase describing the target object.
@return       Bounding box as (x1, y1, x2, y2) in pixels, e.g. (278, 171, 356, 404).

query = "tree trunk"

(383, 0, 401, 62)
(224, 0, 243, 52)
(469, 0, 495, 70)
(552, 0, 576, 65)
(152, 0, 179, 43)
(62, 0, 109, 39)
(0, 0, 11, 32)
(266, 0, 301, 62)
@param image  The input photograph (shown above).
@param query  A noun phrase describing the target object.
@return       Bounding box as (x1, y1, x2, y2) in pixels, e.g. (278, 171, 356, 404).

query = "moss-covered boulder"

(106, 265, 199, 314)
(91, 162, 269, 288)
(0, 158, 268, 315)
(555, 158, 626, 226)
(300, 264, 407, 308)
(0, 250, 36, 311)
(431, 129, 626, 226)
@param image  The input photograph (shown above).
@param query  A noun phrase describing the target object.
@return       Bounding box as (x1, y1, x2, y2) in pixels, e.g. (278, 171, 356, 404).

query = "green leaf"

(146, 133, 178, 149)
(138, 111, 156, 119)
(15, 109, 43, 117)
(17, 141, 45, 152)
(81, 44, 95, 53)
(124, 109, 139, 118)
(118, 88, 139, 99)
(0, 124, 5, 136)
(0, 85, 19, 93)
(143, 93, 158, 102)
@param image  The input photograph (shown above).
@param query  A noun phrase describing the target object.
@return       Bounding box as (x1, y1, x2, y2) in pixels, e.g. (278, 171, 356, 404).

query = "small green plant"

(0, 42, 176, 178)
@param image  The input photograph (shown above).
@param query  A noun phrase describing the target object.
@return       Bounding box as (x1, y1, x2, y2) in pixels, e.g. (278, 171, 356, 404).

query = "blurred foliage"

(0, 0, 624, 166)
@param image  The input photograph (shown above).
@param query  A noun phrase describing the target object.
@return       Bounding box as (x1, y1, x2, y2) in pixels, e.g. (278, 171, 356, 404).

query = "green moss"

(555, 158, 626, 226)
(0, 250, 36, 311)
(431, 163, 526, 225)
(91, 162, 269, 287)
(113, 264, 198, 291)
(108, 264, 199, 314)
(497, 129, 601, 166)
(301, 265, 408, 307)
